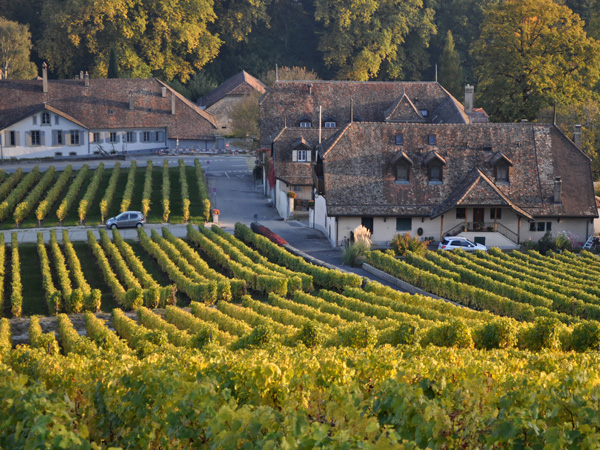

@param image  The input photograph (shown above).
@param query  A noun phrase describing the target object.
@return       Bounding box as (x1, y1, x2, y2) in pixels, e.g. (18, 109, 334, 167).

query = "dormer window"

(41, 112, 51, 125)
(108, 109, 115, 115)
(429, 164, 442, 182)
(495, 164, 509, 183)
(395, 134, 403, 145)
(420, 109, 429, 117)
(428, 134, 436, 145)
(299, 116, 312, 128)
(323, 117, 337, 128)
(390, 151, 413, 184)
(423, 151, 446, 184)
(296, 150, 308, 162)
(292, 138, 312, 163)
(489, 152, 513, 184)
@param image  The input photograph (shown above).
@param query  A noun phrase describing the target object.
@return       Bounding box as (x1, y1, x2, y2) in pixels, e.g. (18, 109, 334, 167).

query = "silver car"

(438, 236, 487, 251)
(106, 211, 145, 229)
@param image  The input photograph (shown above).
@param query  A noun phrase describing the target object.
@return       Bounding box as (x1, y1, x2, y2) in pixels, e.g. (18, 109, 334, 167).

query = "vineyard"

(2, 223, 600, 446)
(0, 159, 211, 229)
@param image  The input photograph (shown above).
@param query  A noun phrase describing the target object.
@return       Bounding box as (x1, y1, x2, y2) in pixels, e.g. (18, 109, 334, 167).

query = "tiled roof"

(259, 81, 471, 148)
(198, 71, 266, 108)
(0, 78, 217, 139)
(322, 122, 597, 219)
(273, 127, 338, 186)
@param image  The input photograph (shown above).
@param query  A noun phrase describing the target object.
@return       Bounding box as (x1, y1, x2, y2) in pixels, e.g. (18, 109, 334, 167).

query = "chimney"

(161, 86, 167, 98)
(171, 93, 176, 115)
(308, 83, 312, 95)
(574, 124, 582, 149)
(554, 177, 562, 204)
(464, 84, 474, 114)
(129, 91, 134, 110)
(84, 71, 89, 88)
(42, 62, 48, 93)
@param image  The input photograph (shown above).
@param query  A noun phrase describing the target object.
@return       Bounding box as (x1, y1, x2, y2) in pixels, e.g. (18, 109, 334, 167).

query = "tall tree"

(107, 48, 119, 79)
(472, 0, 600, 122)
(37, 0, 222, 82)
(0, 17, 37, 79)
(314, 0, 435, 80)
(438, 30, 462, 98)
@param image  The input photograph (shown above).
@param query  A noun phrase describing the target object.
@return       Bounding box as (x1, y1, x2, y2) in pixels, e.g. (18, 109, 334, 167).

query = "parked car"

(438, 236, 487, 251)
(106, 211, 145, 229)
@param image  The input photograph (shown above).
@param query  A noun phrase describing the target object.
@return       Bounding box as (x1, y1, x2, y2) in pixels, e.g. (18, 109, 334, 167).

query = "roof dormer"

(384, 93, 426, 123)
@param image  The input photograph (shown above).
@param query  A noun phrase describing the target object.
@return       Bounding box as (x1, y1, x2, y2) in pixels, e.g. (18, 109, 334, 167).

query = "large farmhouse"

(259, 80, 598, 247)
(0, 64, 218, 159)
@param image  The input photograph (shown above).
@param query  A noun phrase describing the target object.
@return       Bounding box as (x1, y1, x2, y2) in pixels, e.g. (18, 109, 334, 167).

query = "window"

(69, 152, 77, 156)
(299, 120, 312, 128)
(395, 134, 403, 145)
(41, 112, 50, 125)
(109, 132, 117, 143)
(324, 121, 336, 128)
(495, 164, 509, 183)
(70, 130, 80, 145)
(32, 115, 37, 125)
(56, 130, 63, 145)
(55, 115, 59, 125)
(429, 164, 442, 183)
(54, 152, 62, 157)
(530, 221, 553, 232)
(155, 131, 161, 142)
(142, 131, 151, 142)
(456, 208, 466, 219)
(428, 134, 436, 145)
(490, 208, 502, 220)
(420, 109, 429, 117)
(108, 109, 115, 115)
(396, 217, 412, 231)
(126, 131, 134, 143)
(9, 131, 16, 146)
(31, 130, 40, 146)
(92, 132, 100, 143)
(396, 163, 409, 182)
(297, 150, 308, 162)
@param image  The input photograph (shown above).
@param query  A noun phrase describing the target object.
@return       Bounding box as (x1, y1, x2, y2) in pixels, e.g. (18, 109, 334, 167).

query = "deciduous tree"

(0, 17, 37, 79)
(314, 0, 435, 80)
(473, 0, 600, 122)
(438, 31, 462, 99)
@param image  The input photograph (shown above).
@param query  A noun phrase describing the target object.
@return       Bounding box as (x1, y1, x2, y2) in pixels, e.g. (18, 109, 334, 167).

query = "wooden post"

(464, 208, 468, 232)
(494, 208, 498, 231)
(440, 215, 444, 241)
(517, 216, 521, 244)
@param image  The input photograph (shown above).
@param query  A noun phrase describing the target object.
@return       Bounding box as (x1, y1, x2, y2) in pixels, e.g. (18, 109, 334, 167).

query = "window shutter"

(158, 131, 164, 142)
(306, 151, 312, 162)
(32, 116, 37, 125)
(132, 132, 137, 143)
(52, 130, 57, 145)
(116, 133, 121, 143)
(292, 150, 297, 162)
(64, 131, 71, 145)
(55, 115, 59, 125)
(40, 131, 45, 146)
(26, 131, 31, 146)
(14, 131, 19, 146)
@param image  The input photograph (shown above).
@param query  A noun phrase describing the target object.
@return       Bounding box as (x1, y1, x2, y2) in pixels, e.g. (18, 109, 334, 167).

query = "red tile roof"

(198, 71, 266, 109)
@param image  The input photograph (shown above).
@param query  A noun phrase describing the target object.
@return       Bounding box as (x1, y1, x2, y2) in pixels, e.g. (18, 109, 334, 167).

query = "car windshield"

(117, 213, 127, 220)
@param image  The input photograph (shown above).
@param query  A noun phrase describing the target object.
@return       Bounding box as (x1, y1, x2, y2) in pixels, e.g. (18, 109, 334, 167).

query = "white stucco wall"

(0, 110, 175, 159)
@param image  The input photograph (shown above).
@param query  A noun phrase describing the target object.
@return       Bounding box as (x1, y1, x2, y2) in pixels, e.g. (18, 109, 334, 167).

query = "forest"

(3, 0, 600, 172)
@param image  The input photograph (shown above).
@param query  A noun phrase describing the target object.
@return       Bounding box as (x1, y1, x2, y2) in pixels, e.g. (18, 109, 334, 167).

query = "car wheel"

(111, 224, 117, 230)
(136, 223, 143, 228)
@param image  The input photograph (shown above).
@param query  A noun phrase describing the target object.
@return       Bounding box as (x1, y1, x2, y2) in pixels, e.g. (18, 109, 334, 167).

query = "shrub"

(555, 231, 579, 252)
(353, 225, 371, 246)
(537, 230, 557, 254)
(425, 320, 474, 349)
(390, 232, 429, 256)
(338, 323, 377, 348)
(389, 322, 421, 346)
(570, 320, 600, 352)
(294, 322, 324, 348)
(233, 325, 274, 350)
(518, 317, 563, 351)
(342, 241, 370, 266)
(474, 318, 517, 349)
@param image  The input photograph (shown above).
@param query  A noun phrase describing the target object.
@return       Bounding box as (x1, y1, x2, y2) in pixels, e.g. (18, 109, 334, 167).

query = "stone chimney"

(464, 84, 474, 114)
(129, 91, 134, 110)
(171, 93, 176, 115)
(574, 124, 582, 149)
(42, 62, 48, 93)
(554, 177, 562, 204)
(84, 71, 89, 88)
(308, 83, 312, 95)
(161, 86, 167, 98)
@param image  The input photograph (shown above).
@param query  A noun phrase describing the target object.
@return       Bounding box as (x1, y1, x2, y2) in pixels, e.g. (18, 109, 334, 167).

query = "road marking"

(225, 172, 230, 179)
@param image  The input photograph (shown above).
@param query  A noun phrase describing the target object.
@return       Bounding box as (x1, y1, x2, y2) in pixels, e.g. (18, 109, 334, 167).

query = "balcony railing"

(444, 221, 518, 244)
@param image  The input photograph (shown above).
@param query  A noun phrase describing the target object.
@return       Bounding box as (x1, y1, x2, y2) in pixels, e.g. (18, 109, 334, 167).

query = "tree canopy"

(438, 31, 462, 99)
(472, 0, 600, 122)
(0, 17, 37, 79)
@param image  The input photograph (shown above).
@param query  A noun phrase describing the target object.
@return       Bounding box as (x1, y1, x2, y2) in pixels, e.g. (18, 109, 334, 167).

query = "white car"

(438, 237, 487, 251)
